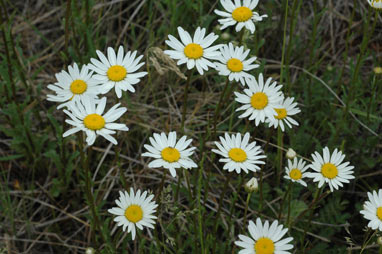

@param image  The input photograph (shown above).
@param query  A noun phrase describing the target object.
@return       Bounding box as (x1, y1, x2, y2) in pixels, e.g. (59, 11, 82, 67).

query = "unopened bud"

(286, 148, 296, 160)
(374, 67, 382, 75)
(378, 237, 382, 245)
(221, 32, 230, 40)
(86, 247, 95, 254)
(245, 177, 258, 193)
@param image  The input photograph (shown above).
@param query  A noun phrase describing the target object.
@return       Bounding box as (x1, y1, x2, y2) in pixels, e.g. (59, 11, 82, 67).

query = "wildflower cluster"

(44, 0, 381, 250)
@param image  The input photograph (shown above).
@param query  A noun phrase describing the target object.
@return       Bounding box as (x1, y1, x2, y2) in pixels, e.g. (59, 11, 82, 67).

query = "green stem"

(185, 170, 194, 201)
(301, 188, 321, 252)
(174, 170, 183, 204)
(307, 0, 319, 104)
(64, 0, 72, 56)
(181, 70, 192, 133)
(285, 0, 301, 94)
(79, 135, 106, 247)
(366, 75, 377, 121)
(360, 230, 377, 254)
(280, 0, 289, 85)
(212, 173, 232, 253)
(277, 127, 283, 185)
(156, 170, 168, 203)
(197, 155, 206, 254)
(242, 192, 252, 230)
(259, 129, 273, 211)
(335, 0, 356, 93)
(278, 181, 292, 221)
(286, 182, 294, 227)
(212, 78, 229, 138)
(346, 9, 377, 112)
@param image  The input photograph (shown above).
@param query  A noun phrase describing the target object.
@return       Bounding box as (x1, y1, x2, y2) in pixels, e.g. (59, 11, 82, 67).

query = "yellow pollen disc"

(251, 92, 268, 110)
(254, 237, 275, 254)
(70, 80, 87, 94)
(83, 114, 105, 131)
(161, 147, 180, 163)
(321, 163, 338, 179)
(107, 65, 127, 82)
(290, 168, 302, 180)
(275, 108, 287, 120)
(232, 6, 253, 22)
(227, 58, 244, 72)
(377, 207, 382, 220)
(124, 205, 143, 223)
(228, 148, 247, 162)
(184, 43, 203, 59)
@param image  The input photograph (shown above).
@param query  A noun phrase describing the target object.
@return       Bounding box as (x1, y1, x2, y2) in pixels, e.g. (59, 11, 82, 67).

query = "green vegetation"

(0, 0, 381, 253)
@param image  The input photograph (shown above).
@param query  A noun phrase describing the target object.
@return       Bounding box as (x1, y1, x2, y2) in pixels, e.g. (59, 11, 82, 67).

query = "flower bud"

(378, 236, 382, 246)
(86, 247, 95, 254)
(221, 32, 230, 40)
(244, 177, 258, 193)
(286, 148, 296, 160)
(374, 67, 382, 75)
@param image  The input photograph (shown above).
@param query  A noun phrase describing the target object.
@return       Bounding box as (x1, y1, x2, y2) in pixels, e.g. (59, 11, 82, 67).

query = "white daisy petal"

(62, 97, 128, 146)
(88, 46, 147, 97)
(47, 63, 101, 108)
(164, 26, 221, 75)
(306, 147, 354, 192)
(108, 189, 157, 240)
(235, 218, 294, 254)
(143, 132, 197, 177)
(212, 132, 265, 174)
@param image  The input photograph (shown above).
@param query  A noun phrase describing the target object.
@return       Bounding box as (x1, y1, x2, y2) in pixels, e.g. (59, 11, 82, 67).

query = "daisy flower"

(142, 131, 197, 177)
(215, 43, 259, 85)
(284, 157, 309, 187)
(88, 45, 147, 98)
(108, 188, 158, 240)
(360, 189, 382, 231)
(234, 73, 283, 126)
(306, 147, 355, 192)
(235, 218, 293, 254)
(266, 97, 301, 132)
(212, 132, 266, 174)
(215, 0, 268, 34)
(47, 63, 101, 109)
(63, 97, 129, 145)
(164, 26, 222, 75)
(368, 0, 382, 9)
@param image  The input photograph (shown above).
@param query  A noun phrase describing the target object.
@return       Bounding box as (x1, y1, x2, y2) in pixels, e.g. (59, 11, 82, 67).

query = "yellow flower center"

(289, 168, 302, 180)
(227, 58, 244, 72)
(232, 6, 253, 22)
(254, 237, 275, 254)
(377, 207, 382, 221)
(184, 43, 203, 59)
(321, 163, 338, 179)
(124, 205, 143, 223)
(228, 148, 247, 162)
(107, 65, 127, 82)
(251, 92, 268, 110)
(70, 80, 87, 94)
(161, 147, 181, 163)
(274, 108, 287, 120)
(83, 114, 105, 131)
